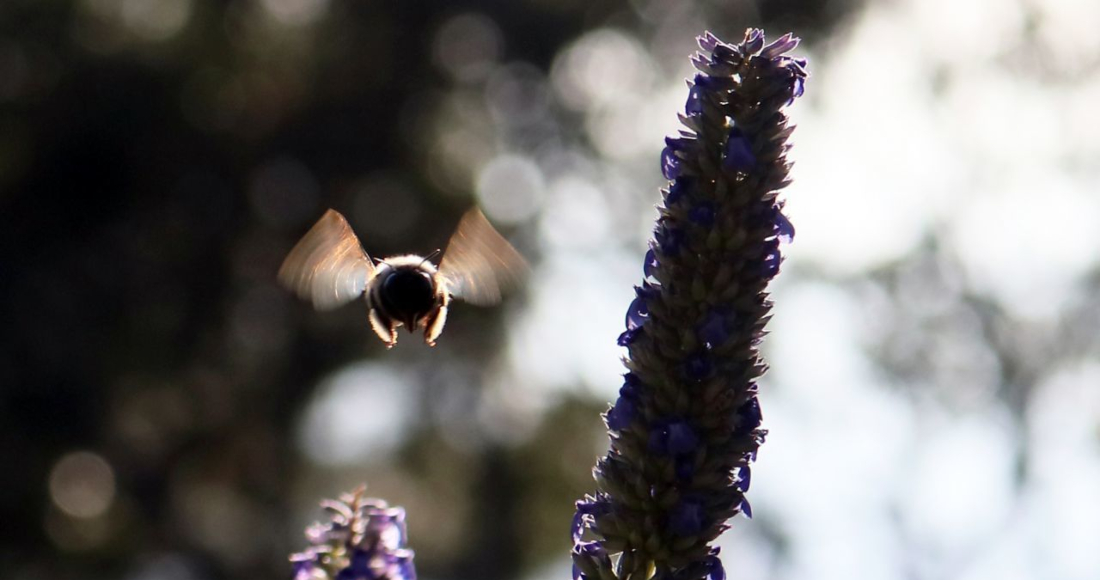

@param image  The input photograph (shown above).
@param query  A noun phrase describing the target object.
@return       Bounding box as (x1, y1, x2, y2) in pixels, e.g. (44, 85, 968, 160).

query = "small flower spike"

(291, 487, 417, 580)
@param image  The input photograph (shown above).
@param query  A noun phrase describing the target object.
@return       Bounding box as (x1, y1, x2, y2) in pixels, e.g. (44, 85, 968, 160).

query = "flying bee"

(278, 208, 526, 348)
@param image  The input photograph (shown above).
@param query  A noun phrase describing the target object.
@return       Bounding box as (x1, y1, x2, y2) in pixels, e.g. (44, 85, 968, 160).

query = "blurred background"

(2, 0, 1098, 579)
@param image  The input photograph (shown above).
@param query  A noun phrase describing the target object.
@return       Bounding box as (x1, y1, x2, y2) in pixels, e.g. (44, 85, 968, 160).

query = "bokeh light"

(433, 13, 504, 83)
(297, 362, 418, 465)
(49, 451, 117, 520)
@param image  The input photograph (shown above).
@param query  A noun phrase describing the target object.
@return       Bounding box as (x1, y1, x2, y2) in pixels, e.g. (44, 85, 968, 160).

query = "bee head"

(375, 256, 439, 329)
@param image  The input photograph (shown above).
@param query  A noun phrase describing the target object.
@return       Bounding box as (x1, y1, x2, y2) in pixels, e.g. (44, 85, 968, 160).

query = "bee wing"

(278, 209, 376, 311)
(438, 208, 527, 306)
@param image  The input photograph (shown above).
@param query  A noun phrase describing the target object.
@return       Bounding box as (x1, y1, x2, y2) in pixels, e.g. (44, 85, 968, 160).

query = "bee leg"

(422, 304, 448, 347)
(368, 307, 398, 348)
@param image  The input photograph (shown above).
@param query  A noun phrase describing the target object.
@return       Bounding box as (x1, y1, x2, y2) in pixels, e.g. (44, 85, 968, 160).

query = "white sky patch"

(296, 362, 417, 465)
(760, 282, 915, 580)
(476, 154, 546, 225)
(550, 28, 656, 112)
(1027, 364, 1100, 579)
(948, 175, 1100, 319)
(784, 6, 962, 274)
(899, 409, 1017, 567)
(906, 0, 1025, 62)
(540, 175, 612, 250)
(1034, 0, 1100, 68)
(508, 252, 637, 400)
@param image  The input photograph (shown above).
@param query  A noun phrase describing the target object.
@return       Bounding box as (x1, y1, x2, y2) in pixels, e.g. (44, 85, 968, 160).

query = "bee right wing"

(438, 208, 527, 306)
(277, 209, 376, 311)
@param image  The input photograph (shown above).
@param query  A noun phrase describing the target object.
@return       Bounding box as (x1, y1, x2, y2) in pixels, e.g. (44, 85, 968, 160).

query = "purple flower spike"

(291, 488, 417, 580)
(574, 28, 805, 580)
(724, 128, 755, 172)
(661, 147, 681, 180)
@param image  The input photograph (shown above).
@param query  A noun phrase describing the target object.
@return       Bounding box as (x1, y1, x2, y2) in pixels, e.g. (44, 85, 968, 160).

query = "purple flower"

(686, 84, 706, 115)
(689, 202, 716, 226)
(676, 455, 696, 481)
(683, 353, 713, 381)
(760, 239, 782, 278)
(573, 28, 805, 580)
(736, 466, 751, 492)
(667, 421, 699, 454)
(572, 541, 612, 580)
(775, 209, 796, 243)
(734, 397, 763, 436)
(698, 308, 735, 349)
(607, 393, 636, 432)
(656, 225, 684, 256)
(666, 177, 694, 206)
(617, 327, 642, 346)
(625, 295, 648, 331)
(760, 33, 799, 60)
(644, 248, 659, 278)
(290, 488, 416, 580)
(669, 498, 705, 536)
(706, 554, 726, 580)
(661, 147, 681, 180)
(723, 128, 756, 172)
(648, 420, 699, 456)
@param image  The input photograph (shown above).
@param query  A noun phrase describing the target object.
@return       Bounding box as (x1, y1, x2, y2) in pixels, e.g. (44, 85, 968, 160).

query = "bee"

(278, 208, 526, 348)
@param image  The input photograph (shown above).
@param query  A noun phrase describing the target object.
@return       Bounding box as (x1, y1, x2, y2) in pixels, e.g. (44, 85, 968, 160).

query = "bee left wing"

(278, 209, 376, 311)
(438, 208, 527, 306)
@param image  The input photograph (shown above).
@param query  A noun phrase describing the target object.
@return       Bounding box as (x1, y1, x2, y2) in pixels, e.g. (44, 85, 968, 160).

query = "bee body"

(278, 209, 524, 348)
(366, 256, 450, 347)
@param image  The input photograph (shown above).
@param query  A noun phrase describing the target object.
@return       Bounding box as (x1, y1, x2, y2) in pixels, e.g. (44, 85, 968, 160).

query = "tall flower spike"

(571, 29, 806, 580)
(291, 487, 417, 580)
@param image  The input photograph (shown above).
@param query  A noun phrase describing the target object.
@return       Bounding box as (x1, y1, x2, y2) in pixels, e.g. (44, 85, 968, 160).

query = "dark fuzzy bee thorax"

(370, 263, 440, 328)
